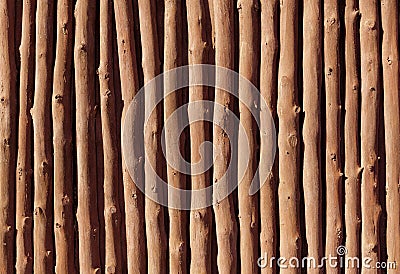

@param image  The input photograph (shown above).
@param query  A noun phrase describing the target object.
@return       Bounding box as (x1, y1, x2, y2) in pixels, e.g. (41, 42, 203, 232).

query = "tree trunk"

(186, 0, 213, 273)
(324, 0, 343, 272)
(344, 1, 361, 272)
(164, 0, 188, 273)
(237, 0, 260, 272)
(113, 0, 146, 272)
(74, 0, 101, 272)
(359, 0, 382, 268)
(381, 1, 400, 272)
(213, 0, 238, 273)
(52, 0, 74, 272)
(260, 0, 278, 273)
(137, 1, 167, 273)
(0, 0, 17, 272)
(31, 1, 54, 272)
(277, 0, 301, 270)
(16, 0, 35, 272)
(99, 0, 122, 272)
(303, 0, 322, 271)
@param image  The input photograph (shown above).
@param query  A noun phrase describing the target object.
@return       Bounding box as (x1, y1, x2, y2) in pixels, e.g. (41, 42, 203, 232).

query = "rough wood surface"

(381, 1, 400, 272)
(359, 0, 382, 269)
(52, 0, 74, 272)
(31, 1, 54, 272)
(15, 0, 35, 272)
(74, 0, 101, 272)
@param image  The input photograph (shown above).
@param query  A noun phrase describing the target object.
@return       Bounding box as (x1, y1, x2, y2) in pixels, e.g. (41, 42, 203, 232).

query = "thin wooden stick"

(213, 0, 238, 273)
(52, 0, 74, 272)
(237, 0, 260, 271)
(164, 0, 188, 273)
(324, 0, 343, 271)
(99, 0, 122, 272)
(137, 0, 168, 273)
(381, 1, 400, 272)
(277, 0, 301, 269)
(113, 0, 147, 272)
(344, 0, 361, 271)
(16, 0, 35, 272)
(0, 0, 17, 272)
(359, 0, 382, 267)
(303, 0, 323, 271)
(186, 0, 213, 272)
(74, 0, 101, 272)
(31, 0, 54, 272)
(260, 0, 279, 272)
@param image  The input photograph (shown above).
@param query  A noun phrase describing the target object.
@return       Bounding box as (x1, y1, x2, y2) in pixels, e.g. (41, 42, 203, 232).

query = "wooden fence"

(0, 0, 399, 273)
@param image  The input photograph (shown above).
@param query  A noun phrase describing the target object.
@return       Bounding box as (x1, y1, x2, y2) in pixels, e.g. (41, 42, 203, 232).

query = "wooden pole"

(344, 0, 361, 271)
(0, 0, 17, 272)
(303, 0, 323, 271)
(213, 0, 238, 273)
(324, 0, 343, 271)
(113, 0, 147, 272)
(32, 0, 54, 272)
(359, 0, 382, 267)
(277, 0, 301, 270)
(16, 0, 35, 272)
(52, 0, 74, 272)
(99, 0, 122, 272)
(260, 0, 278, 272)
(74, 0, 101, 272)
(164, 0, 188, 273)
(381, 1, 400, 272)
(186, 0, 213, 272)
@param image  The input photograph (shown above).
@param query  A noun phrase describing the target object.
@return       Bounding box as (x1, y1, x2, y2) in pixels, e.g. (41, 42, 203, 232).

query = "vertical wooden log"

(0, 0, 17, 272)
(164, 0, 188, 273)
(137, 0, 167, 273)
(277, 0, 301, 270)
(16, 0, 35, 272)
(237, 0, 260, 272)
(344, 0, 361, 272)
(186, 0, 213, 272)
(113, 0, 147, 272)
(381, 1, 400, 272)
(74, 0, 101, 272)
(213, 0, 238, 273)
(99, 0, 122, 272)
(31, 1, 54, 272)
(359, 0, 382, 268)
(303, 0, 323, 271)
(260, 0, 278, 273)
(324, 0, 343, 271)
(53, 0, 74, 272)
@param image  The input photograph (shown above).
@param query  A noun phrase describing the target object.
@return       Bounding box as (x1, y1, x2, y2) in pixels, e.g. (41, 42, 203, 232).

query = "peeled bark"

(31, 1, 54, 272)
(99, 0, 122, 272)
(0, 0, 17, 272)
(259, 0, 278, 273)
(359, 0, 382, 268)
(137, 0, 167, 273)
(381, 1, 400, 272)
(74, 0, 101, 272)
(237, 0, 259, 272)
(277, 0, 301, 270)
(15, 0, 35, 272)
(164, 0, 188, 273)
(213, 0, 238, 273)
(113, 0, 146, 272)
(303, 0, 322, 271)
(52, 0, 74, 273)
(344, 0, 361, 271)
(324, 0, 343, 271)
(186, 0, 213, 272)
